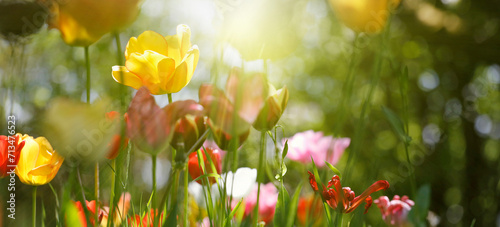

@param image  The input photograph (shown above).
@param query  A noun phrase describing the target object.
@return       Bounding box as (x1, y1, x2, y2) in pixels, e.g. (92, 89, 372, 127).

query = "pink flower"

(244, 183, 279, 224)
(285, 130, 350, 167)
(374, 195, 415, 227)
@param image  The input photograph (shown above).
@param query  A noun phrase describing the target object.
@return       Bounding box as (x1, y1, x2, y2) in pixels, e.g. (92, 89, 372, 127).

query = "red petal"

(345, 180, 389, 213)
(308, 171, 319, 192)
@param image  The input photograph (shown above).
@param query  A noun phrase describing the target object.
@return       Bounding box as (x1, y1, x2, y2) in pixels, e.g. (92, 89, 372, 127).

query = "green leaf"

(163, 203, 177, 227)
(192, 173, 221, 182)
(409, 184, 431, 226)
(325, 162, 342, 179)
(274, 184, 290, 226)
(225, 199, 243, 226)
(64, 201, 83, 227)
(286, 183, 303, 227)
(381, 106, 411, 144)
(282, 140, 288, 160)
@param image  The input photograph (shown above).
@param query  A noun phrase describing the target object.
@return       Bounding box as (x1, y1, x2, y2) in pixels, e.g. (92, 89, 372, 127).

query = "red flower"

(128, 209, 164, 227)
(74, 200, 106, 227)
(105, 111, 129, 159)
(73, 193, 131, 227)
(308, 171, 389, 214)
(297, 195, 323, 226)
(188, 147, 221, 184)
(0, 135, 25, 178)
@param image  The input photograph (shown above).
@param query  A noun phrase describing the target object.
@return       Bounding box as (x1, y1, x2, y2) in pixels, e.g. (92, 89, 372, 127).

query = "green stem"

(336, 212, 343, 227)
(183, 164, 189, 227)
(333, 34, 359, 134)
(84, 46, 91, 103)
(343, 34, 384, 183)
(253, 131, 267, 226)
(168, 93, 173, 104)
(108, 159, 116, 227)
(33, 186, 37, 227)
(152, 155, 158, 226)
(94, 162, 99, 226)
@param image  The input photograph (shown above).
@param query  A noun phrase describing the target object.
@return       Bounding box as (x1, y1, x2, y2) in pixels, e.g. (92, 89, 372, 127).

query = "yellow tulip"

(47, 0, 141, 46)
(328, 0, 400, 34)
(112, 25, 199, 95)
(15, 134, 64, 186)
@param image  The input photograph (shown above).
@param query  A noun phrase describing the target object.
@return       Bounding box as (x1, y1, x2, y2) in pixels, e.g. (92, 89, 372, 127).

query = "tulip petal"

(125, 31, 168, 59)
(28, 164, 56, 176)
(165, 24, 192, 64)
(183, 45, 199, 84)
(112, 66, 144, 90)
(345, 180, 389, 213)
(164, 61, 188, 93)
(126, 51, 170, 94)
(34, 137, 54, 167)
(16, 135, 39, 183)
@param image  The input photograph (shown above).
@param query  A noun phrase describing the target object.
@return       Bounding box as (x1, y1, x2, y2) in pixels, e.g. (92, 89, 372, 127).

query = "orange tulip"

(47, 0, 141, 46)
(328, 0, 401, 34)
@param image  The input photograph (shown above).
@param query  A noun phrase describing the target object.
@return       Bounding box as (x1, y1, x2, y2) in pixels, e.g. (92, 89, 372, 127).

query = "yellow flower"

(47, 0, 141, 46)
(15, 134, 64, 186)
(112, 25, 199, 95)
(328, 0, 400, 34)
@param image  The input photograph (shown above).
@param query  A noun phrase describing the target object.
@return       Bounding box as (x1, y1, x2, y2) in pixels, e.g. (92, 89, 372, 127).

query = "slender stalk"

(333, 34, 359, 134)
(152, 155, 158, 226)
(33, 186, 37, 227)
(343, 34, 385, 183)
(183, 163, 189, 227)
(84, 45, 100, 226)
(108, 159, 116, 227)
(168, 93, 173, 104)
(84, 46, 91, 103)
(253, 131, 267, 226)
(336, 212, 343, 227)
(94, 162, 99, 226)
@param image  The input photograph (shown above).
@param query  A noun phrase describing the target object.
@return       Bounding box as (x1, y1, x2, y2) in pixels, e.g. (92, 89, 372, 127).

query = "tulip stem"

(152, 154, 158, 226)
(183, 163, 189, 227)
(95, 162, 100, 226)
(32, 186, 37, 227)
(168, 93, 173, 104)
(253, 131, 267, 226)
(336, 212, 343, 227)
(108, 159, 116, 227)
(84, 46, 91, 103)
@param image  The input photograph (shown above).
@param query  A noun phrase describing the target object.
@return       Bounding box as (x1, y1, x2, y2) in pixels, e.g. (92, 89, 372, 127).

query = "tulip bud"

(171, 115, 207, 153)
(126, 87, 173, 155)
(253, 85, 289, 131)
(188, 147, 221, 184)
(169, 100, 207, 153)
